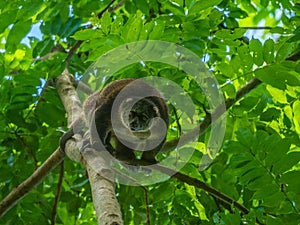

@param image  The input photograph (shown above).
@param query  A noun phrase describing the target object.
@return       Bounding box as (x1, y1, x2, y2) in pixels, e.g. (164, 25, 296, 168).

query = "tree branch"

(162, 48, 300, 153)
(152, 164, 250, 214)
(0, 0, 124, 217)
(81, 147, 123, 225)
(0, 74, 262, 219)
(162, 76, 262, 152)
(56, 70, 123, 225)
(0, 148, 65, 218)
(65, 0, 124, 67)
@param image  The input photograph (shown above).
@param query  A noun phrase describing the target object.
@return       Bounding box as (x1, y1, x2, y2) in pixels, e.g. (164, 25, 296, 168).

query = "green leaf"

(42, 15, 63, 35)
(220, 211, 241, 225)
(111, 16, 123, 34)
(241, 0, 257, 13)
(230, 9, 248, 18)
(125, 1, 137, 14)
(280, 213, 300, 224)
(265, 137, 291, 167)
(232, 96, 260, 115)
(239, 168, 265, 185)
(133, 0, 149, 15)
(209, 9, 224, 27)
(222, 83, 236, 99)
(260, 108, 281, 121)
(33, 37, 54, 57)
(280, 171, 300, 193)
(266, 85, 287, 104)
(59, 17, 82, 38)
(273, 152, 300, 175)
(6, 20, 32, 51)
(223, 141, 248, 154)
(59, 2, 70, 23)
(237, 45, 253, 70)
(255, 64, 300, 90)
(224, 16, 239, 28)
(276, 42, 297, 62)
(0, 9, 18, 33)
(260, 0, 269, 7)
(162, 1, 185, 16)
(57, 204, 76, 225)
(121, 13, 144, 42)
(247, 175, 273, 191)
(148, 20, 165, 39)
(266, 216, 284, 225)
(5, 109, 27, 127)
(218, 62, 235, 78)
(17, 1, 44, 21)
(249, 39, 264, 66)
(249, 94, 268, 116)
(236, 128, 254, 147)
(101, 11, 112, 35)
(270, 26, 286, 34)
(188, 0, 223, 14)
(293, 100, 300, 133)
(151, 183, 176, 203)
(72, 29, 102, 40)
(182, 20, 210, 39)
(263, 39, 274, 64)
(215, 28, 246, 40)
(260, 191, 285, 208)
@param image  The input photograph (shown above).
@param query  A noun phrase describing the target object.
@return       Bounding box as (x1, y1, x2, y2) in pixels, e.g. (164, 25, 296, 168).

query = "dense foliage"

(1, 0, 300, 224)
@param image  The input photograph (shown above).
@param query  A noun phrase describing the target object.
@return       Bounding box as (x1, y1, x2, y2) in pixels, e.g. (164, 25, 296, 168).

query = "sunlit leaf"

(6, 20, 32, 51)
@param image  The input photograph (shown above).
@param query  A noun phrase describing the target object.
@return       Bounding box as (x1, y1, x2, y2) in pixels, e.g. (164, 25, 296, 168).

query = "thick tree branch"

(81, 147, 123, 225)
(56, 70, 123, 225)
(0, 148, 65, 218)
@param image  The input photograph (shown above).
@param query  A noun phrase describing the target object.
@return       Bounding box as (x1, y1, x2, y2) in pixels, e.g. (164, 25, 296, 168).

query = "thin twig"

(15, 133, 38, 170)
(65, 0, 123, 67)
(51, 161, 64, 225)
(162, 77, 262, 152)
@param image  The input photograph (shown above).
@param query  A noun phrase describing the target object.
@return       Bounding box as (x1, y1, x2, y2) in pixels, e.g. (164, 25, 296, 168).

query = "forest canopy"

(0, 0, 300, 225)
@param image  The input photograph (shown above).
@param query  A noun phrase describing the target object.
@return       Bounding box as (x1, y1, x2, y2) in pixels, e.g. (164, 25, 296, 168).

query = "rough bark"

(55, 70, 123, 225)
